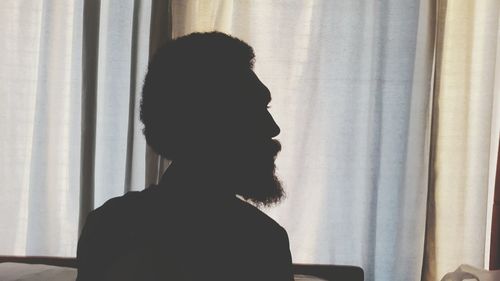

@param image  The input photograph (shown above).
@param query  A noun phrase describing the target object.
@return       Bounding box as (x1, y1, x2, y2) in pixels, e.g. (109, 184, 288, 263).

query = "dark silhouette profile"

(76, 32, 293, 280)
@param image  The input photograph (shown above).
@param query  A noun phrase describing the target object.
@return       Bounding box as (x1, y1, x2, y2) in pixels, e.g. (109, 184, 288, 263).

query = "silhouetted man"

(76, 32, 293, 281)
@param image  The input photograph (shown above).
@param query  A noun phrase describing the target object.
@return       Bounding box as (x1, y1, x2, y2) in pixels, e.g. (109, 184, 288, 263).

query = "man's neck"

(159, 160, 236, 199)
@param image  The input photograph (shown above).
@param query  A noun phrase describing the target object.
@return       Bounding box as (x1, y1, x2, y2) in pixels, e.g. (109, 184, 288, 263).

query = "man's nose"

(267, 111, 281, 138)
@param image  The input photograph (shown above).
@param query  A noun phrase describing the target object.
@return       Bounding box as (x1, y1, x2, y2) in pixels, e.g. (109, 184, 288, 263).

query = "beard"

(233, 139, 285, 207)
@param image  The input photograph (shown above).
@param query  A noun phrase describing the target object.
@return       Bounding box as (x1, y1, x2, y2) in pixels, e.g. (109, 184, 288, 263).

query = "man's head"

(140, 32, 283, 206)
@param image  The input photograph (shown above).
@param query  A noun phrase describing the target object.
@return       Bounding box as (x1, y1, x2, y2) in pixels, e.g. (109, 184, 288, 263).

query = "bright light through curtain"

(172, 0, 435, 280)
(0, 0, 84, 257)
(92, 0, 151, 209)
(422, 0, 500, 280)
(171, 1, 499, 281)
(1, 1, 499, 281)
(0, 0, 152, 256)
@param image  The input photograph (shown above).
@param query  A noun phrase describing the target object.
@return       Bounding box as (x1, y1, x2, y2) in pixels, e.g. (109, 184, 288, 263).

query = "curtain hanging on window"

(171, 1, 499, 280)
(1, 0, 85, 257)
(0, 0, 154, 256)
(171, 1, 435, 280)
(0, 1, 499, 281)
(422, 0, 500, 280)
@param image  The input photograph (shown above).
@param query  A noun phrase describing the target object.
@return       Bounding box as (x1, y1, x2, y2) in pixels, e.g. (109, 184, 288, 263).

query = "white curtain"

(172, 1, 500, 280)
(172, 1, 434, 280)
(0, 0, 83, 257)
(0, 0, 151, 256)
(91, 0, 151, 208)
(422, 1, 500, 280)
(1, 1, 499, 281)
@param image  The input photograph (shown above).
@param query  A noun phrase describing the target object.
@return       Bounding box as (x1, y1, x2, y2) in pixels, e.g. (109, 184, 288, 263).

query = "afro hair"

(140, 32, 256, 160)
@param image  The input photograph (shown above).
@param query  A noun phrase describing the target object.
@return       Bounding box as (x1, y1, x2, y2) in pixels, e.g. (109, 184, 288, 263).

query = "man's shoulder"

(76, 186, 167, 281)
(84, 185, 163, 231)
(77, 186, 164, 256)
(77, 189, 293, 280)
(84, 189, 285, 233)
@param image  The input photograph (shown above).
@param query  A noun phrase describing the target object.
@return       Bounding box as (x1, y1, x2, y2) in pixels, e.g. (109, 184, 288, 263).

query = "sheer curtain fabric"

(0, 0, 152, 256)
(172, 1, 434, 280)
(1, 1, 499, 281)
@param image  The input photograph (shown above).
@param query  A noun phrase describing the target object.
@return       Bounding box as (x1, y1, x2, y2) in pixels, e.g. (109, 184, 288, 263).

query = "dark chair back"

(0, 256, 364, 280)
(293, 263, 364, 281)
(0, 256, 77, 268)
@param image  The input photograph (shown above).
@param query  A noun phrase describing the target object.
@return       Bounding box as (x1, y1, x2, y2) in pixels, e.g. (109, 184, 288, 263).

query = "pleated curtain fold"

(0, 1, 499, 281)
